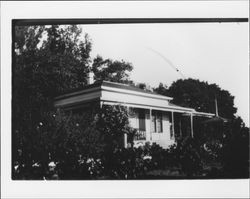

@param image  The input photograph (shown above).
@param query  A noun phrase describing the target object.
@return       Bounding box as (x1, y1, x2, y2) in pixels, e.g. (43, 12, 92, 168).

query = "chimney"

(87, 71, 94, 85)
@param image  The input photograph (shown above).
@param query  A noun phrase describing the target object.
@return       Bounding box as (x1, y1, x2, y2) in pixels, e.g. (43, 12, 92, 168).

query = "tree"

(13, 25, 93, 178)
(221, 116, 249, 178)
(13, 25, 92, 127)
(156, 79, 237, 119)
(96, 105, 133, 148)
(12, 25, 136, 179)
(153, 83, 169, 96)
(92, 55, 133, 84)
(154, 78, 249, 178)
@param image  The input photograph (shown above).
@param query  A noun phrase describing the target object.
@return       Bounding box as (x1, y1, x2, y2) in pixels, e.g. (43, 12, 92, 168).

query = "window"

(138, 109, 146, 131)
(152, 111, 163, 133)
(157, 113, 163, 133)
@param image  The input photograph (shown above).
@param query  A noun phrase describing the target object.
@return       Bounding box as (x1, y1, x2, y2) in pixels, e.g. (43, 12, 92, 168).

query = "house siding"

(101, 89, 170, 109)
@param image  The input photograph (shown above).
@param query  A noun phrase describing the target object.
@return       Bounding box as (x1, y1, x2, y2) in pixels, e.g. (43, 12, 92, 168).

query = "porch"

(127, 107, 195, 149)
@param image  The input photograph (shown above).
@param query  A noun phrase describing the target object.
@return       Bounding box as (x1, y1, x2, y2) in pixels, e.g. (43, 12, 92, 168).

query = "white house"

(54, 75, 214, 149)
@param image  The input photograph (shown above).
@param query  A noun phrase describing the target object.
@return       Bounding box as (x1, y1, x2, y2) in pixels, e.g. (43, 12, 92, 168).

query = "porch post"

(124, 134, 128, 148)
(190, 113, 194, 138)
(179, 119, 182, 138)
(149, 109, 152, 141)
(124, 106, 129, 148)
(171, 111, 175, 138)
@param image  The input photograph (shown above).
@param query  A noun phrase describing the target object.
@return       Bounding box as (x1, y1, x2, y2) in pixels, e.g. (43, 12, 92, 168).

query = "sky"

(78, 5, 249, 126)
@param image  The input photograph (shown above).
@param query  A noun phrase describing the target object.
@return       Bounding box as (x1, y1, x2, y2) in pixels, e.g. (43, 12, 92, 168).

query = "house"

(54, 73, 214, 149)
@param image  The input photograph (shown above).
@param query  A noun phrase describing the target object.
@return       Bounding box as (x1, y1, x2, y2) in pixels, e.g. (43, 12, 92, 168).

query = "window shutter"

(138, 110, 146, 131)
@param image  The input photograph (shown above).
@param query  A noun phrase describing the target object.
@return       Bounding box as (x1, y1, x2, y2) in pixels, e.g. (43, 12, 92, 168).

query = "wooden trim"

(55, 98, 100, 109)
(193, 111, 215, 118)
(54, 86, 101, 100)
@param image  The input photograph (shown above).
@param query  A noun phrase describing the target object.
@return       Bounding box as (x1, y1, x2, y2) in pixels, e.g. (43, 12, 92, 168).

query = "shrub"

(148, 143, 167, 169)
(221, 126, 249, 178)
(175, 137, 203, 177)
(201, 139, 223, 164)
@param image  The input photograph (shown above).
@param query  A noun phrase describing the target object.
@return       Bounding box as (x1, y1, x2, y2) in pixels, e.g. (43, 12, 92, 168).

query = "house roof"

(54, 80, 214, 118)
(55, 80, 173, 101)
(55, 80, 172, 100)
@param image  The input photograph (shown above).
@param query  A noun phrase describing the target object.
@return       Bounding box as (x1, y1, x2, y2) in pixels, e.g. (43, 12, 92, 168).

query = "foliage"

(175, 137, 203, 176)
(92, 55, 133, 84)
(201, 139, 223, 163)
(12, 24, 136, 180)
(155, 79, 237, 119)
(14, 25, 92, 98)
(95, 105, 137, 177)
(12, 103, 137, 180)
(13, 25, 93, 167)
(96, 105, 133, 147)
(221, 119, 249, 178)
(148, 143, 168, 169)
(12, 107, 105, 180)
(106, 137, 208, 179)
(154, 79, 249, 178)
(100, 143, 162, 179)
(13, 25, 91, 178)
(153, 82, 169, 96)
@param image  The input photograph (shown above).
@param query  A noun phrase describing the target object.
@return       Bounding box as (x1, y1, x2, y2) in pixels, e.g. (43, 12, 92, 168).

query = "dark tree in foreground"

(13, 25, 93, 179)
(221, 117, 249, 178)
(12, 25, 136, 179)
(154, 79, 249, 178)
(13, 25, 92, 134)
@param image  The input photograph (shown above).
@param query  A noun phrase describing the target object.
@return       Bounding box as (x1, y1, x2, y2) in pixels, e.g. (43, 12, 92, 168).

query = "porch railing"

(134, 129, 146, 141)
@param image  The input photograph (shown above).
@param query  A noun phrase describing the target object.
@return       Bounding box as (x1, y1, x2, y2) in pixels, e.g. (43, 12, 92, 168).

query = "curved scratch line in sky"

(146, 47, 186, 79)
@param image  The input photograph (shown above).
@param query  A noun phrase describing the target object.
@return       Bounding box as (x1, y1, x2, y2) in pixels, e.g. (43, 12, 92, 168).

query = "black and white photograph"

(1, 1, 249, 198)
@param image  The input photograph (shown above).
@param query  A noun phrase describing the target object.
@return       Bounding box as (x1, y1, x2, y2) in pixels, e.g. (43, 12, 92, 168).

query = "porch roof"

(101, 100, 214, 118)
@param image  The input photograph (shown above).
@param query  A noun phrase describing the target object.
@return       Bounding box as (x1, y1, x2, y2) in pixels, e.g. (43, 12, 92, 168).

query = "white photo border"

(1, 1, 249, 198)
